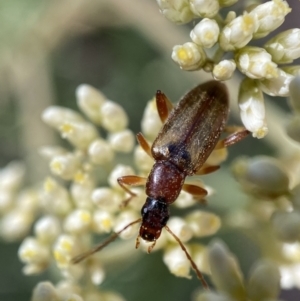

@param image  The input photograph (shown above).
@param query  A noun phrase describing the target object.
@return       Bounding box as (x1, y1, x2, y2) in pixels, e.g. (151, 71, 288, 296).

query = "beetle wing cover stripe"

(151, 81, 229, 175)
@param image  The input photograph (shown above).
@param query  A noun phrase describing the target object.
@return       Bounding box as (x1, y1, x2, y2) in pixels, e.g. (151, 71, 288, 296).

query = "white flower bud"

(31, 282, 59, 301)
(186, 210, 221, 237)
(259, 68, 294, 97)
(156, 0, 195, 24)
(34, 215, 61, 244)
(191, 244, 210, 274)
(1, 209, 33, 241)
(174, 190, 196, 208)
(64, 209, 92, 234)
(76, 84, 106, 125)
(18, 237, 50, 274)
(113, 210, 140, 239)
(41, 177, 72, 216)
(53, 235, 80, 268)
(206, 148, 228, 166)
(92, 187, 121, 211)
(55, 280, 82, 298)
(42, 106, 84, 130)
(17, 189, 39, 212)
(189, 0, 219, 18)
(92, 210, 114, 233)
(163, 245, 191, 278)
(50, 153, 80, 180)
(100, 101, 128, 132)
(108, 164, 135, 191)
(141, 97, 162, 141)
(213, 59, 236, 81)
(38, 145, 68, 161)
(172, 42, 206, 71)
(134, 145, 154, 174)
(108, 129, 135, 153)
(279, 265, 300, 289)
(59, 121, 98, 149)
(88, 139, 114, 165)
(0, 161, 25, 191)
(250, 0, 291, 39)
(265, 29, 300, 64)
(70, 181, 94, 209)
(167, 217, 193, 242)
(190, 18, 219, 48)
(235, 46, 278, 79)
(238, 78, 268, 138)
(219, 13, 258, 51)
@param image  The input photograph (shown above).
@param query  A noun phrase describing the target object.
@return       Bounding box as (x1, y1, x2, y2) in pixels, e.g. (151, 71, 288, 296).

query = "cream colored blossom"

(34, 215, 61, 244)
(238, 78, 268, 138)
(190, 18, 219, 48)
(76, 84, 106, 125)
(163, 245, 191, 278)
(172, 42, 206, 71)
(219, 13, 258, 51)
(189, 0, 219, 18)
(100, 101, 128, 132)
(88, 139, 114, 165)
(213, 59, 236, 81)
(235, 46, 278, 79)
(156, 0, 195, 24)
(108, 129, 135, 153)
(250, 0, 291, 39)
(167, 217, 193, 242)
(259, 68, 294, 96)
(265, 29, 300, 64)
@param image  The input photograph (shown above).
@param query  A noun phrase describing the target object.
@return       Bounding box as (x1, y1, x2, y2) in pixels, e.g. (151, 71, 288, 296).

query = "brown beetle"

(72, 81, 249, 288)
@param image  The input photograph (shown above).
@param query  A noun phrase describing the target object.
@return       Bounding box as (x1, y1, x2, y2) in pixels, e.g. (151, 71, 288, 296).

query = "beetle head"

(139, 197, 169, 241)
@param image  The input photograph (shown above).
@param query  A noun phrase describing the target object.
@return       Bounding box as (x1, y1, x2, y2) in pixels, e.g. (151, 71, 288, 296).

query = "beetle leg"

(117, 175, 147, 207)
(156, 90, 173, 123)
(136, 132, 153, 158)
(182, 183, 207, 204)
(215, 127, 250, 149)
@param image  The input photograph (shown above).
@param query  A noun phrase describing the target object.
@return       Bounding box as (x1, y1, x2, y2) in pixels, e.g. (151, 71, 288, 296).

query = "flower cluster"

(0, 85, 225, 300)
(195, 240, 281, 301)
(157, 0, 300, 139)
(228, 152, 300, 290)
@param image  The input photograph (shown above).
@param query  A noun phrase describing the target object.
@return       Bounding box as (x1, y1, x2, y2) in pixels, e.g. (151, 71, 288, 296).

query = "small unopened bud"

(63, 209, 92, 234)
(167, 217, 193, 242)
(235, 46, 278, 79)
(108, 129, 135, 153)
(100, 101, 128, 132)
(163, 245, 191, 278)
(190, 18, 219, 48)
(265, 29, 300, 64)
(31, 282, 59, 301)
(88, 139, 114, 165)
(186, 210, 221, 237)
(0, 161, 25, 191)
(259, 68, 294, 97)
(141, 97, 162, 141)
(250, 0, 291, 39)
(156, 0, 195, 24)
(92, 210, 114, 233)
(231, 156, 290, 198)
(50, 154, 80, 180)
(219, 13, 258, 51)
(238, 78, 268, 138)
(172, 42, 206, 71)
(108, 164, 135, 191)
(113, 210, 140, 239)
(76, 84, 106, 125)
(208, 240, 246, 299)
(34, 215, 61, 244)
(247, 259, 280, 300)
(213, 60, 236, 81)
(189, 0, 219, 18)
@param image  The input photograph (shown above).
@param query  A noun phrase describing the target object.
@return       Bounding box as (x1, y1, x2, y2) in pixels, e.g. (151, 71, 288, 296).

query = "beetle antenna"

(164, 225, 209, 290)
(72, 218, 142, 264)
